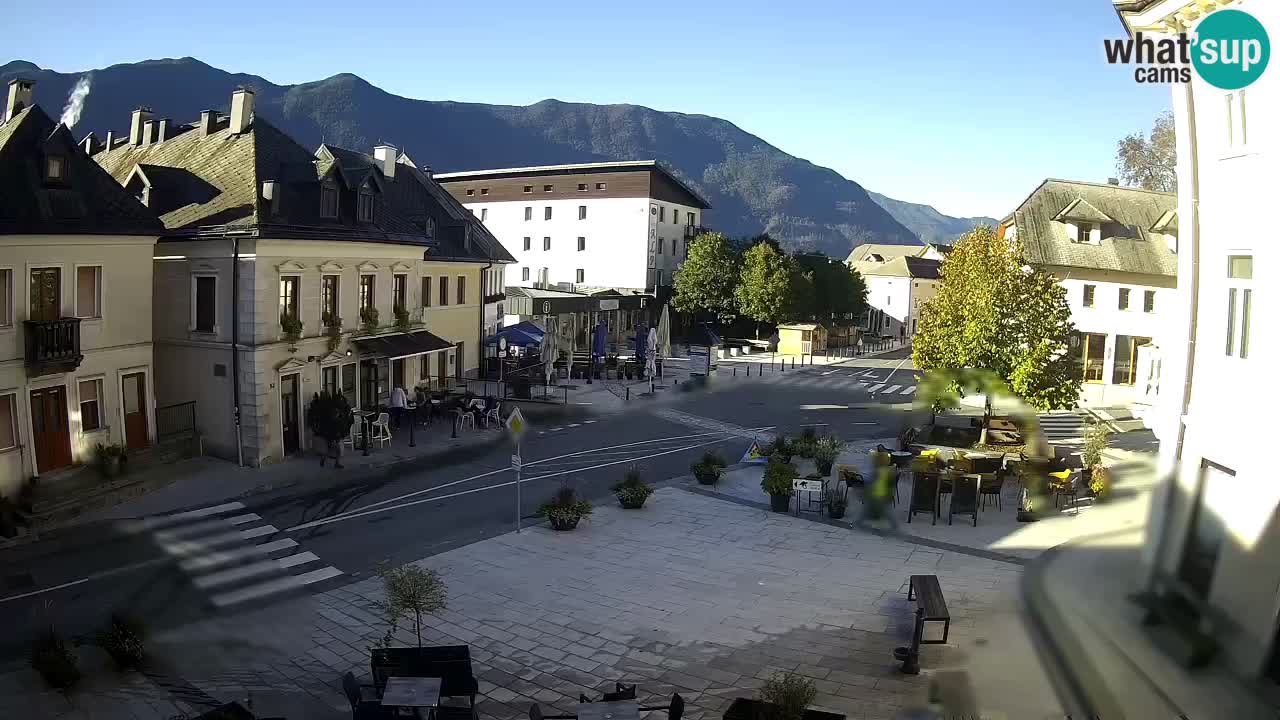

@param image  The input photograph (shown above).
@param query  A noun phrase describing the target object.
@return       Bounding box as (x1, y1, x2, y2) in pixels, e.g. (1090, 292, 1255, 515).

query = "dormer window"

(320, 185, 339, 218)
(357, 189, 375, 222)
(1073, 222, 1096, 244)
(424, 216, 437, 237)
(45, 154, 65, 183)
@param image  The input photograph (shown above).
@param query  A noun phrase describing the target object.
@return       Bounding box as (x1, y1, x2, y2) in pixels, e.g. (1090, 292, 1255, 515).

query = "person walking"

(856, 334, 864, 356)
(389, 384, 407, 429)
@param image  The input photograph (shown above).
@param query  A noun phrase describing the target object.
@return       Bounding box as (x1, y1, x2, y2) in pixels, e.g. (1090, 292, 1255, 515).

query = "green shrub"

(393, 305, 411, 332)
(1083, 421, 1111, 468)
(701, 451, 727, 468)
(360, 306, 380, 332)
(760, 671, 817, 720)
(1089, 464, 1112, 500)
(812, 436, 845, 475)
(280, 312, 303, 343)
(94, 443, 127, 479)
(31, 627, 80, 690)
(761, 461, 798, 496)
(765, 435, 793, 463)
(97, 612, 146, 670)
(538, 485, 592, 523)
(611, 468, 654, 507)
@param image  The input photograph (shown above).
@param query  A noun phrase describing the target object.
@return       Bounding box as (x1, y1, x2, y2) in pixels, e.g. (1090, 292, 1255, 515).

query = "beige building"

(0, 80, 162, 498)
(92, 89, 512, 466)
(847, 254, 942, 339)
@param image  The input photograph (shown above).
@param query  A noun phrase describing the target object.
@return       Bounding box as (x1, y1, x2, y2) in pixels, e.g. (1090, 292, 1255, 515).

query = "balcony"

(684, 225, 712, 239)
(483, 291, 507, 305)
(24, 318, 83, 376)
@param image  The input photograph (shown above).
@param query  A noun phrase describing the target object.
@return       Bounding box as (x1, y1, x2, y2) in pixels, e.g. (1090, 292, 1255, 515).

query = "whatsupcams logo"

(1105, 8, 1270, 88)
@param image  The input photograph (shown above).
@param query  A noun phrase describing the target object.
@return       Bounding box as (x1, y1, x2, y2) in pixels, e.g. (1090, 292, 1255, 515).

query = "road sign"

(511, 454, 521, 469)
(740, 441, 767, 465)
(499, 336, 508, 351)
(792, 479, 824, 494)
(505, 406, 528, 440)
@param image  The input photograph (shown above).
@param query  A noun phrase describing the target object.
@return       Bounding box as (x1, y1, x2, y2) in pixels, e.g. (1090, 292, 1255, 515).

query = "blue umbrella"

(593, 322, 607, 357)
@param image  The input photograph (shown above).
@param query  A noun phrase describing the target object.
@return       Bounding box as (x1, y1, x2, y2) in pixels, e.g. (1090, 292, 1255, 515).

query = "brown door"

(281, 373, 300, 455)
(121, 372, 149, 450)
(30, 386, 72, 473)
(30, 268, 61, 321)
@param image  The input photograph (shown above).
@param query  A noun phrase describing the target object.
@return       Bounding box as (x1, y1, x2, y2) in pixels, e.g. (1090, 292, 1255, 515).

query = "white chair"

(484, 403, 501, 429)
(342, 422, 358, 449)
(370, 412, 393, 447)
(453, 407, 475, 432)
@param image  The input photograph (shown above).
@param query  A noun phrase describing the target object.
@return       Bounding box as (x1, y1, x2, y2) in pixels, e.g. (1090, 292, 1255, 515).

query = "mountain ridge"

(2, 57, 991, 255)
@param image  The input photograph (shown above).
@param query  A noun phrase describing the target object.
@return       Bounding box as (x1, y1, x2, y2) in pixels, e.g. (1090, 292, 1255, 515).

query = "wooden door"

(280, 373, 300, 455)
(29, 386, 72, 473)
(121, 372, 149, 450)
(29, 268, 61, 321)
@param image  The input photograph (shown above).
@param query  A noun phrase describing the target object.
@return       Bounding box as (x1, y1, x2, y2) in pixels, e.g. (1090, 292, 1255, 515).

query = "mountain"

(2, 57, 928, 257)
(867, 192, 997, 245)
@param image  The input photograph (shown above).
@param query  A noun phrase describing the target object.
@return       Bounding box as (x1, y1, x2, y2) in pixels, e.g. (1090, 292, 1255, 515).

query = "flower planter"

(769, 494, 791, 513)
(723, 698, 844, 720)
(618, 496, 647, 509)
(815, 461, 833, 476)
(826, 506, 846, 520)
(694, 469, 721, 486)
(549, 515, 581, 531)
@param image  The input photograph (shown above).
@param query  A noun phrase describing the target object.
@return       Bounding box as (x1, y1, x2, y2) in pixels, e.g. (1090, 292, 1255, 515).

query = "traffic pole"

(515, 439, 523, 533)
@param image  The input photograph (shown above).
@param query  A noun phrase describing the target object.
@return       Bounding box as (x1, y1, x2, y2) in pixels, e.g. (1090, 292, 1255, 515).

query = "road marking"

(882, 356, 911, 386)
(868, 384, 886, 393)
(854, 383, 868, 390)
(884, 385, 902, 394)
(210, 566, 343, 608)
(121, 501, 247, 534)
(194, 551, 320, 590)
(180, 538, 300, 572)
(154, 513, 260, 541)
(821, 370, 838, 376)
(0, 578, 89, 603)
(160, 525, 279, 557)
(901, 385, 916, 395)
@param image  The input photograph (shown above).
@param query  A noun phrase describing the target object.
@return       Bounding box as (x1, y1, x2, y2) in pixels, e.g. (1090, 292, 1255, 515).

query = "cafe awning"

(484, 321, 546, 348)
(353, 330, 454, 360)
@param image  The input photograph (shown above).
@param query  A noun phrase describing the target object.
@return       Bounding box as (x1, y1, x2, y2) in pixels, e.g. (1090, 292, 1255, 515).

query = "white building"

(846, 254, 942, 339)
(436, 161, 711, 293)
(1000, 178, 1177, 410)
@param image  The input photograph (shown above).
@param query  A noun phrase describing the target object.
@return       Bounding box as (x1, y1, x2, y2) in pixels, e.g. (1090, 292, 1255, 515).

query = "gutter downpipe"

(480, 261, 493, 387)
(232, 235, 244, 467)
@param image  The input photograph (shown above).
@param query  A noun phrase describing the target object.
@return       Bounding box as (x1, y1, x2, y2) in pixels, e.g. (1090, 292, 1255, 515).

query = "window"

(657, 238, 664, 255)
(522, 267, 530, 282)
(523, 185, 533, 194)
(322, 365, 339, 396)
(79, 379, 104, 432)
(465, 189, 474, 196)
(76, 266, 101, 318)
(543, 184, 553, 192)
(1078, 332, 1107, 383)
(1083, 284, 1096, 308)
(1226, 254, 1252, 358)
(457, 276, 466, 305)
(1112, 335, 1151, 385)
(46, 155, 64, 182)
(673, 209, 680, 225)
(542, 237, 551, 251)
(523, 237, 531, 251)
(322, 275, 339, 325)
(577, 237, 586, 252)
(1144, 290, 1155, 313)
(596, 182, 607, 190)
(480, 207, 488, 222)
(524, 207, 532, 221)
(655, 270, 663, 286)
(480, 188, 489, 196)
(1075, 222, 1094, 243)
(577, 183, 587, 191)
(421, 276, 432, 308)
(0, 269, 11, 328)
(393, 274, 407, 311)
(672, 240, 680, 259)
(688, 212, 696, 226)
(320, 186, 339, 218)
(439, 276, 449, 306)
(1226, 90, 1248, 148)
(194, 275, 216, 332)
(684, 241, 690, 259)
(279, 276, 299, 321)
(359, 274, 375, 311)
(659, 206, 665, 222)
(576, 269, 584, 283)
(578, 205, 587, 220)
(544, 207, 552, 220)
(1118, 288, 1131, 311)
(0, 394, 16, 451)
(357, 189, 376, 222)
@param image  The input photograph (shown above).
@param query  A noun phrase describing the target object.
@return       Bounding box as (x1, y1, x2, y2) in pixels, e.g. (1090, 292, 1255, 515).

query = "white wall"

(862, 275, 913, 337)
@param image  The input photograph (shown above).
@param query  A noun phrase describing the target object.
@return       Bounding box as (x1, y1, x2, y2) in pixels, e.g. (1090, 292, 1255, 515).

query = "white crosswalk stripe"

(134, 502, 342, 610)
(722, 367, 920, 398)
(652, 408, 775, 440)
(884, 384, 902, 394)
(868, 384, 886, 393)
(900, 385, 916, 395)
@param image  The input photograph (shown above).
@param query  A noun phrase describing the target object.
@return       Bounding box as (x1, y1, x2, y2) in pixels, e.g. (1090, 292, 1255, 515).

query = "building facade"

(92, 89, 511, 466)
(999, 179, 1177, 409)
(437, 161, 711, 293)
(847, 255, 942, 339)
(0, 80, 162, 496)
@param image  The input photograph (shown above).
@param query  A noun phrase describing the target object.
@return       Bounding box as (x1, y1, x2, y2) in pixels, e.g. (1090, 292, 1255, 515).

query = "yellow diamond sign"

(505, 407, 528, 441)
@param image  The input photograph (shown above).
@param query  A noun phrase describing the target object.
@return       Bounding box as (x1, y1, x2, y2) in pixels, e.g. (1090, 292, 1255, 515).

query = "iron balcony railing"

(23, 318, 83, 375)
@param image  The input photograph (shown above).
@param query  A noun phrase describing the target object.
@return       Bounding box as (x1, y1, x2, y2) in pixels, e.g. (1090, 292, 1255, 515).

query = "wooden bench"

(893, 574, 951, 674)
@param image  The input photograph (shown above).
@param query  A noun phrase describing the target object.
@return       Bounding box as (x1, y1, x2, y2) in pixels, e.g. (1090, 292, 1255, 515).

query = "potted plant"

(691, 460, 721, 486)
(323, 314, 343, 353)
(1089, 464, 1112, 502)
(96, 612, 146, 670)
(393, 305, 412, 332)
(377, 563, 447, 647)
(812, 436, 845, 476)
(94, 442, 127, 479)
(538, 485, 592, 530)
(824, 488, 848, 520)
(796, 427, 818, 459)
(30, 626, 80, 691)
(611, 468, 654, 509)
(704, 451, 727, 470)
(360, 306, 380, 333)
(1082, 422, 1110, 487)
(838, 466, 862, 487)
(765, 434, 793, 464)
(724, 671, 843, 720)
(280, 312, 303, 346)
(761, 460, 798, 512)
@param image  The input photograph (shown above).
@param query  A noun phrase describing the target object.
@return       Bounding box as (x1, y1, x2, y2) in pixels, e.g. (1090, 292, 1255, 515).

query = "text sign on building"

(598, 299, 619, 311)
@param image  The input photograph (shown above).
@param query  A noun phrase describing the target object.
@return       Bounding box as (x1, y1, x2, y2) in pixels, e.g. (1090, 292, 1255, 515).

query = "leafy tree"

(672, 232, 740, 323)
(378, 564, 448, 647)
(913, 225, 1078, 426)
(736, 241, 803, 336)
(795, 254, 868, 325)
(1116, 110, 1176, 192)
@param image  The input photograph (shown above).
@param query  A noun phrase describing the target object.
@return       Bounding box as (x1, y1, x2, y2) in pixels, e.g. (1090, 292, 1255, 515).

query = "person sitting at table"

(389, 384, 408, 429)
(414, 386, 430, 425)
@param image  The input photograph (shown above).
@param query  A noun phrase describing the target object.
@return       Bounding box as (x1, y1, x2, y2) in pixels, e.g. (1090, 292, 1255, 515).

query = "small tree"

(1116, 110, 1176, 192)
(378, 564, 448, 647)
(672, 232, 740, 323)
(736, 241, 803, 337)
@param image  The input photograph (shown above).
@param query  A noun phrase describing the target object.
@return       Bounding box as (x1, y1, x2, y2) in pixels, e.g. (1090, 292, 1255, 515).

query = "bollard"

(733, 367, 737, 377)
(362, 415, 370, 456)
(409, 408, 416, 447)
(626, 386, 630, 401)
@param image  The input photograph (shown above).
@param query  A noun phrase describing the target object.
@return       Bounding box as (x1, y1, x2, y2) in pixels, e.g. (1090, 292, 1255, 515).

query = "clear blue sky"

(7, 0, 1169, 219)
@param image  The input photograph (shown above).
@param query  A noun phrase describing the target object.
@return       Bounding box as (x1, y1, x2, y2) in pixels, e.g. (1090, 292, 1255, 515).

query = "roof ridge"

(1043, 177, 1176, 196)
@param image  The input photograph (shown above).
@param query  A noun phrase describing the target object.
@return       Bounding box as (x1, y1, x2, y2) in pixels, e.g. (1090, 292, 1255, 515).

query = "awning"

(484, 325, 542, 348)
(354, 330, 454, 360)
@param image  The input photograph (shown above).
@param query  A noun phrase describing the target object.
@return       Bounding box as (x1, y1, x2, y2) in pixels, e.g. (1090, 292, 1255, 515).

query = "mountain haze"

(2, 57, 985, 256)
(867, 192, 997, 246)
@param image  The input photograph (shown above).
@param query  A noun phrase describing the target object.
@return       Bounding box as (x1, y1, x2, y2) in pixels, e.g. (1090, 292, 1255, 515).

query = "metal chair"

(640, 693, 684, 720)
(580, 683, 637, 704)
(342, 671, 386, 719)
(370, 412, 393, 447)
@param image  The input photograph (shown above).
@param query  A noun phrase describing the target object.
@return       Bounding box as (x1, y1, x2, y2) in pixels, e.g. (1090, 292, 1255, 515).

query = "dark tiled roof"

(844, 242, 929, 263)
(1010, 179, 1177, 277)
(850, 255, 941, 279)
(94, 116, 426, 243)
(394, 156, 515, 264)
(0, 105, 162, 235)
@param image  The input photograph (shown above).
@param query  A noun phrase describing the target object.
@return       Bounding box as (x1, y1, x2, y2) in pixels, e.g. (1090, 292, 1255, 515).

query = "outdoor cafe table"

(382, 676, 441, 718)
(577, 700, 642, 720)
(889, 451, 913, 468)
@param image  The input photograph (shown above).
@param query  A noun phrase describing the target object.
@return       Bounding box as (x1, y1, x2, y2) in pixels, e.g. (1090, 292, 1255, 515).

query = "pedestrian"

(856, 335, 864, 356)
(389, 384, 407, 429)
(855, 464, 900, 531)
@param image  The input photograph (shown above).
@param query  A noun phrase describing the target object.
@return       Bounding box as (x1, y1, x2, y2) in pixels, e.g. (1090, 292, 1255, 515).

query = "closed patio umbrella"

(657, 304, 671, 359)
(645, 326, 657, 379)
(540, 316, 558, 386)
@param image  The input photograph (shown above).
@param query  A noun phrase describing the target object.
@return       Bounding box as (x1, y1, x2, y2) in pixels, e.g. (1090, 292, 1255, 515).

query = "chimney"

(261, 180, 280, 216)
(1107, 177, 1120, 186)
(105, 130, 116, 149)
(200, 109, 221, 137)
(157, 118, 171, 142)
(141, 120, 156, 147)
(421, 164, 433, 179)
(80, 132, 99, 155)
(373, 144, 397, 179)
(5, 78, 34, 124)
(229, 87, 254, 135)
(129, 106, 154, 146)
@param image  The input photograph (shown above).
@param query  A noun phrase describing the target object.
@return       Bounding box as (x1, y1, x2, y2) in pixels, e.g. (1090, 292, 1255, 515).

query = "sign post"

(505, 407, 528, 532)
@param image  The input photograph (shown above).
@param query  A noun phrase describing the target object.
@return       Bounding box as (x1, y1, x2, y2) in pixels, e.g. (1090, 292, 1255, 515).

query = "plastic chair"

(342, 422, 358, 449)
(453, 407, 475, 432)
(370, 412, 392, 447)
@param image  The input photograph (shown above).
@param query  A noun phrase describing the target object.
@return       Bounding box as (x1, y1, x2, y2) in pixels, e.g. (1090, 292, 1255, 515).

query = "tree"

(672, 232, 740, 323)
(736, 241, 803, 336)
(1116, 110, 1176, 192)
(378, 564, 448, 647)
(795, 254, 868, 325)
(913, 225, 1078, 425)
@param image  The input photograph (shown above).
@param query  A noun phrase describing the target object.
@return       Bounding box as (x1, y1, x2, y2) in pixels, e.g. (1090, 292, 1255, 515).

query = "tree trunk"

(755, 322, 761, 340)
(415, 612, 422, 647)
(979, 394, 992, 446)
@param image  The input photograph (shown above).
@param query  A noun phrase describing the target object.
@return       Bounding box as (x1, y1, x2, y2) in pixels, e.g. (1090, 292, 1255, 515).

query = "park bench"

(893, 574, 951, 674)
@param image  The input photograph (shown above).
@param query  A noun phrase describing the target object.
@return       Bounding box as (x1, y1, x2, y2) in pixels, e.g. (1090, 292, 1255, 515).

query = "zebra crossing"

(121, 501, 342, 610)
(1038, 411, 1089, 444)
(732, 367, 919, 398)
(652, 408, 775, 440)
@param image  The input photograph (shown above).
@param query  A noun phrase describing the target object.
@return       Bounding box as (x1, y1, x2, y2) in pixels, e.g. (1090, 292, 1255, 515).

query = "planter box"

(723, 698, 845, 720)
(549, 515, 581, 531)
(769, 494, 791, 512)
